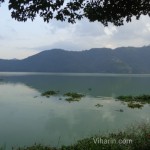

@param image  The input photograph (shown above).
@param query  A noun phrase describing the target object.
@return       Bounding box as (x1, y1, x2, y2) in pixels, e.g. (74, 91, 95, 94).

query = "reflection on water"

(1, 72, 150, 97)
(0, 73, 150, 149)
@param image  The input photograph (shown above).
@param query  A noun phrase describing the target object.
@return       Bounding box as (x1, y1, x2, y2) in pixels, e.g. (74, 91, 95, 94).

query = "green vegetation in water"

(117, 95, 150, 103)
(95, 103, 103, 108)
(64, 92, 84, 102)
(64, 92, 84, 98)
(12, 122, 150, 150)
(41, 91, 84, 102)
(41, 90, 58, 98)
(127, 102, 143, 109)
(65, 97, 80, 102)
(116, 94, 150, 108)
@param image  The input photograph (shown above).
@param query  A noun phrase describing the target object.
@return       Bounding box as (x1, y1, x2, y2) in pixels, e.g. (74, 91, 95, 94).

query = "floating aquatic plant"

(127, 102, 143, 109)
(41, 90, 58, 98)
(116, 94, 150, 109)
(64, 92, 84, 102)
(95, 103, 103, 108)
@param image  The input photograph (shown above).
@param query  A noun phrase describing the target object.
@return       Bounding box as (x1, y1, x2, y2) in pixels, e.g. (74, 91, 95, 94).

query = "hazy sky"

(0, 2, 150, 59)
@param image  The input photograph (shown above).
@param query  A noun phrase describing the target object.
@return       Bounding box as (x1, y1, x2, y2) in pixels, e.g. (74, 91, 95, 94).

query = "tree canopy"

(0, 0, 150, 26)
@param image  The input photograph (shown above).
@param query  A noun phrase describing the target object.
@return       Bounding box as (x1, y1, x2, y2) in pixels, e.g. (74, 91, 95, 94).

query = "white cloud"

(104, 26, 117, 36)
(146, 23, 150, 32)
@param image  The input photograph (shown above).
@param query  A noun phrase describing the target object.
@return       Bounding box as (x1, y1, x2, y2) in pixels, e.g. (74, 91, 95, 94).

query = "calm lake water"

(0, 72, 150, 149)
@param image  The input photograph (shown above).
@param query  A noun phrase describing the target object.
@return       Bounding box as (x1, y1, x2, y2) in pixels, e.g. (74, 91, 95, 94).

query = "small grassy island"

(41, 90, 84, 102)
(116, 94, 150, 108)
(41, 90, 58, 97)
(95, 103, 103, 108)
(64, 92, 84, 102)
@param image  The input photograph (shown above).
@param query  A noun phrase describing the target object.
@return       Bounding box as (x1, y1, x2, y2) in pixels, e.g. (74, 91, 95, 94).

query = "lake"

(0, 72, 150, 149)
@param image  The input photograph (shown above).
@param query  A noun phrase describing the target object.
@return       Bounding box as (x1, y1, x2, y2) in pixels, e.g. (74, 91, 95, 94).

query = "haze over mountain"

(0, 46, 150, 73)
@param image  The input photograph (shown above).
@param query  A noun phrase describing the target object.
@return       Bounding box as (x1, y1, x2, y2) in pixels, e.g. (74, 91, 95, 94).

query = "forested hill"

(0, 46, 150, 73)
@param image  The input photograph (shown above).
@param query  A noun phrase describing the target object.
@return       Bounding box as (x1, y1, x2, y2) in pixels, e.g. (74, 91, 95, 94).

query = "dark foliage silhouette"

(0, 0, 150, 26)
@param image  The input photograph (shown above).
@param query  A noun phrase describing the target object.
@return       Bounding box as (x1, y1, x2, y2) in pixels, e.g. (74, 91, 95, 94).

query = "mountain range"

(0, 46, 150, 73)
